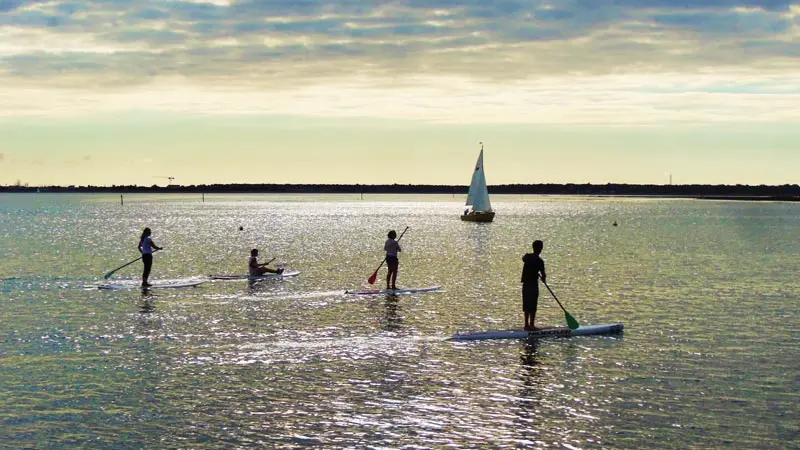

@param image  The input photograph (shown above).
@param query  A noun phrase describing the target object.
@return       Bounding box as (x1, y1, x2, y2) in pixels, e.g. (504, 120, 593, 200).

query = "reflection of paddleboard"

(448, 323, 624, 341)
(345, 286, 441, 295)
(98, 281, 206, 290)
(209, 271, 300, 281)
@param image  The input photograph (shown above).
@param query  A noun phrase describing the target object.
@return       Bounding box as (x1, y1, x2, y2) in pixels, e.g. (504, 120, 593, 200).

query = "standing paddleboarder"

(521, 240, 546, 331)
(138, 227, 163, 287)
(384, 230, 401, 290)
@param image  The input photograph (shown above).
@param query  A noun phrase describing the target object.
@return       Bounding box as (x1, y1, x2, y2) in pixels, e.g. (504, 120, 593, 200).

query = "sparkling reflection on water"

(0, 194, 798, 449)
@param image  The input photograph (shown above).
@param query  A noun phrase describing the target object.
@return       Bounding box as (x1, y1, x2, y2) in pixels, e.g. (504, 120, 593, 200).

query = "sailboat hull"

(460, 211, 495, 222)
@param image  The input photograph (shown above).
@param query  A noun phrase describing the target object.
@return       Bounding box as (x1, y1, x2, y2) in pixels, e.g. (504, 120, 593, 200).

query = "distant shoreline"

(1, 183, 798, 201)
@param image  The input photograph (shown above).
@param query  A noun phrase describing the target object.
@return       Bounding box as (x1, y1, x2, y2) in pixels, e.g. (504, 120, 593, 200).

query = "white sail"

(465, 148, 492, 212)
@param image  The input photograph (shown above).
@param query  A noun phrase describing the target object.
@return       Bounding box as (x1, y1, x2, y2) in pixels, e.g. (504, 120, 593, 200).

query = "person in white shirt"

(384, 230, 401, 290)
(248, 249, 283, 276)
(137, 227, 163, 287)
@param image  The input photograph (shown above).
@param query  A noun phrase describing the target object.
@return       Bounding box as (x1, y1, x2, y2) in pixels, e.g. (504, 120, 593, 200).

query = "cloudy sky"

(1, 0, 799, 186)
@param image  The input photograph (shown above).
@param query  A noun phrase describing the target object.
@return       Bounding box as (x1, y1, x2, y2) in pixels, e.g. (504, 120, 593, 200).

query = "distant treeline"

(1, 183, 799, 200)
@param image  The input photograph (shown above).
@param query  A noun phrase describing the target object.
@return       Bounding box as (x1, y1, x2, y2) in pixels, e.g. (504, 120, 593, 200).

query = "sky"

(1, 0, 799, 186)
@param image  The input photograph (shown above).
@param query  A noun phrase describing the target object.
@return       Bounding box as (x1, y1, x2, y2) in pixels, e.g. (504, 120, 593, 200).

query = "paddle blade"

(367, 270, 378, 284)
(103, 270, 116, 280)
(565, 311, 580, 330)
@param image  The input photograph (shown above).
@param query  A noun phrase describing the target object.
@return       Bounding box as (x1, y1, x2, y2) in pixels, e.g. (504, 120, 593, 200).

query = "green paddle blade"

(565, 311, 580, 330)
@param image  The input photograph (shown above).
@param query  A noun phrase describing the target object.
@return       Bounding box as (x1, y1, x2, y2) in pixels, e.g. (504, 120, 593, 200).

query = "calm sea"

(0, 193, 797, 449)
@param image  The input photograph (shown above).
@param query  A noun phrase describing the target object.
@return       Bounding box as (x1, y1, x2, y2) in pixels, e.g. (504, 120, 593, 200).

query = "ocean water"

(0, 193, 797, 449)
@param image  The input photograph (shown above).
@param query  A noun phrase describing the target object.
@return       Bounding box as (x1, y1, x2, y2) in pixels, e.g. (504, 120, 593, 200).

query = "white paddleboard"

(345, 285, 441, 295)
(209, 271, 300, 281)
(448, 323, 624, 341)
(98, 280, 206, 290)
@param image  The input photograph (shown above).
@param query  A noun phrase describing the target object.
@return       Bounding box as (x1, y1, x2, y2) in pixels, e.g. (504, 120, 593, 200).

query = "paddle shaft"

(104, 256, 143, 279)
(540, 278, 566, 311)
(260, 257, 276, 266)
(104, 248, 163, 279)
(540, 276, 580, 329)
(368, 226, 409, 283)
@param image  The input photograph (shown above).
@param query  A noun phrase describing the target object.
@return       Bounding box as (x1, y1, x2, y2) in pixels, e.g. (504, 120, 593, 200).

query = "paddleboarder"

(521, 240, 546, 331)
(249, 249, 283, 276)
(384, 230, 401, 290)
(138, 227, 163, 287)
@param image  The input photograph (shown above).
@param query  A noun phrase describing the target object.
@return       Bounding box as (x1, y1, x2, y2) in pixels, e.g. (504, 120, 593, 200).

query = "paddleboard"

(345, 285, 441, 295)
(448, 322, 624, 341)
(98, 280, 206, 290)
(209, 271, 300, 281)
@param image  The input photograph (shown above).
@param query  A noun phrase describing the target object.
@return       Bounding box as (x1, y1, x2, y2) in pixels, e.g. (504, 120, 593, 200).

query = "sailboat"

(461, 142, 495, 222)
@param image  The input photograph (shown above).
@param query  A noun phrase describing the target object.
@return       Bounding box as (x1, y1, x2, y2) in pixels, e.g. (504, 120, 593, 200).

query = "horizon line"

(2, 182, 799, 188)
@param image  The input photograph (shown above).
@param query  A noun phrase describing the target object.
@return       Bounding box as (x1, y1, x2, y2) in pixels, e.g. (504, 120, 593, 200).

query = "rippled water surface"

(1, 193, 798, 449)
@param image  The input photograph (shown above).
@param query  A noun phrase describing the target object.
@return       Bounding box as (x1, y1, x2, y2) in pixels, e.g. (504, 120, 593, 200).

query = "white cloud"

(1, 0, 799, 123)
(1, 72, 798, 124)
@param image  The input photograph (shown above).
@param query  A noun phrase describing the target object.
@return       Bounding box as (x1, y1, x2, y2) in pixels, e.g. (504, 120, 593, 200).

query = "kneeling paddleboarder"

(249, 249, 283, 276)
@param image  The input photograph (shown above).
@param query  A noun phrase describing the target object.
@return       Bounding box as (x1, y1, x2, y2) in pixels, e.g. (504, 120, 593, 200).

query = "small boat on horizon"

(461, 142, 495, 222)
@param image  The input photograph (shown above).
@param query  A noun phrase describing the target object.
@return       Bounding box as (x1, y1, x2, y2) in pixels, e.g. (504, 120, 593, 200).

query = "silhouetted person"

(248, 249, 283, 276)
(521, 240, 546, 331)
(138, 227, 162, 287)
(384, 230, 401, 290)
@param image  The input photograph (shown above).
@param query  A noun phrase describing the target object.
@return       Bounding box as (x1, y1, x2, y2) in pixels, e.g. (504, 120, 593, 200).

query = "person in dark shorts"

(384, 230, 401, 290)
(138, 227, 163, 287)
(521, 240, 546, 331)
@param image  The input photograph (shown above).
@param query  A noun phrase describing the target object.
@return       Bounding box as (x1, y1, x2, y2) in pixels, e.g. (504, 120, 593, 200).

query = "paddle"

(367, 226, 409, 284)
(104, 255, 143, 280)
(540, 277, 580, 330)
(261, 257, 278, 272)
(104, 248, 163, 280)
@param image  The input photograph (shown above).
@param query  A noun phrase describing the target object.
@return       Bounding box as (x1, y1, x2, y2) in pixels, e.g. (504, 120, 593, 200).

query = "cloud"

(2, 72, 799, 125)
(585, 0, 794, 10)
(107, 29, 188, 45)
(0, 0, 24, 13)
(652, 10, 792, 35)
(0, 0, 799, 122)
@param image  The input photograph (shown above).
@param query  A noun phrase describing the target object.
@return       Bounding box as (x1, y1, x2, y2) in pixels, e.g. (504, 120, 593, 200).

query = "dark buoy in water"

(239, 226, 244, 231)
(612, 221, 618, 227)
